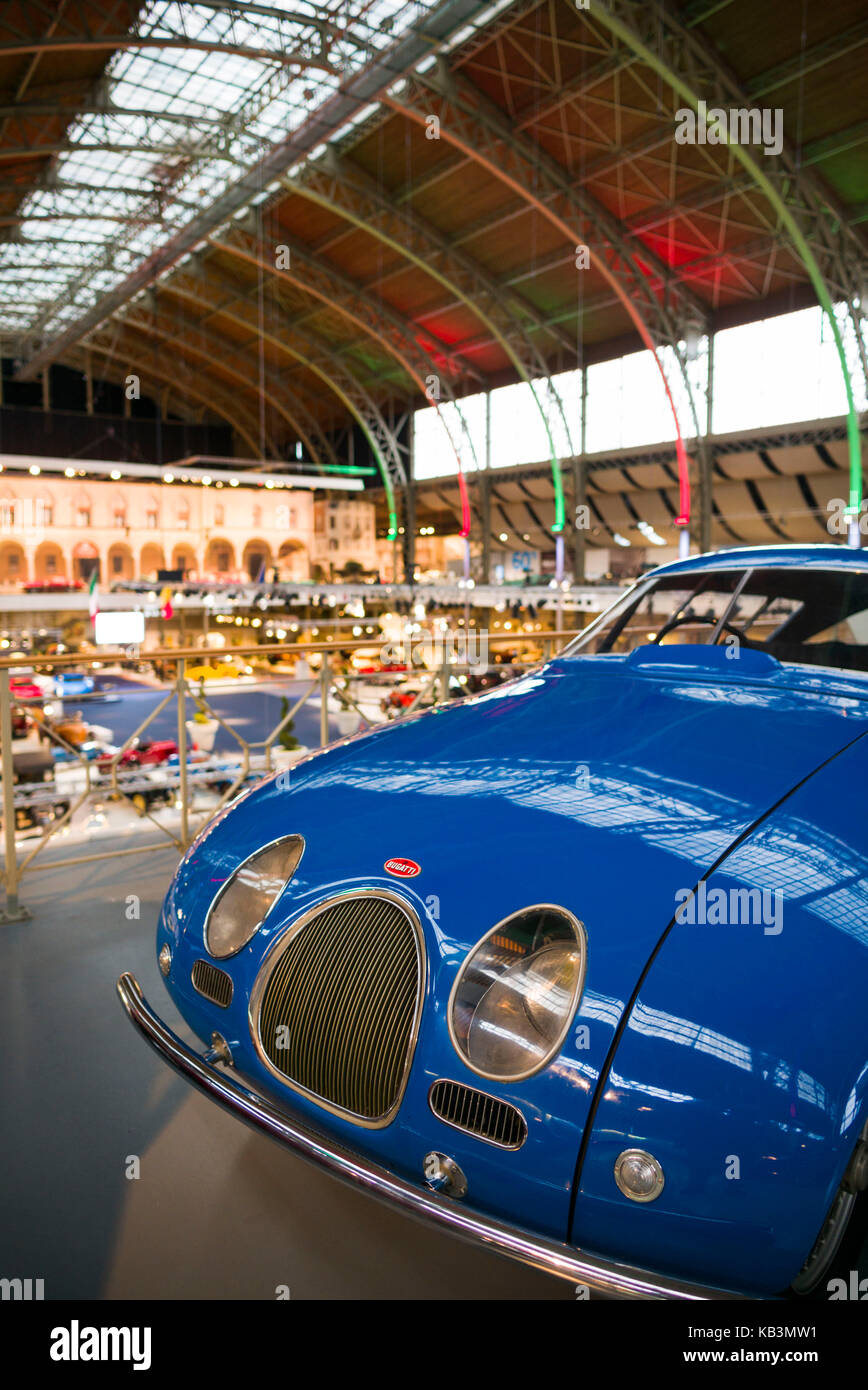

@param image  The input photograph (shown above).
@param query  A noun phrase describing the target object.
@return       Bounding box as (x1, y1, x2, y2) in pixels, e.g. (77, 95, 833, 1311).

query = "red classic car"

(97, 738, 179, 769)
(9, 676, 45, 701)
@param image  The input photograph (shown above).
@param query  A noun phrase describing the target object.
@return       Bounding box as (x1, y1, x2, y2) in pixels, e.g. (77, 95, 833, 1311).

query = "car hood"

(164, 652, 868, 1244)
(188, 649, 868, 1056)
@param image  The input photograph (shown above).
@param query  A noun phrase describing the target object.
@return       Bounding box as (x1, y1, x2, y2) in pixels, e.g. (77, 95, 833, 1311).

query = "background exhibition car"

(119, 545, 868, 1300)
(98, 738, 178, 770)
(8, 675, 45, 702)
(185, 659, 254, 682)
(22, 578, 83, 594)
(54, 671, 96, 698)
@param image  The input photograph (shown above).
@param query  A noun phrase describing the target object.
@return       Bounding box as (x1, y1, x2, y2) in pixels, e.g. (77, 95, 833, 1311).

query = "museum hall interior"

(1, 0, 868, 1344)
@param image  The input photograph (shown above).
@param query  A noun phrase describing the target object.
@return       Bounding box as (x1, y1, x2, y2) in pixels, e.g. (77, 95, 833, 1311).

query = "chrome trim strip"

(117, 972, 747, 1301)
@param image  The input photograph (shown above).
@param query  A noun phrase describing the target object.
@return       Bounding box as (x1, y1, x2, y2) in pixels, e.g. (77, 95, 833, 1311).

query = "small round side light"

(614, 1148, 665, 1203)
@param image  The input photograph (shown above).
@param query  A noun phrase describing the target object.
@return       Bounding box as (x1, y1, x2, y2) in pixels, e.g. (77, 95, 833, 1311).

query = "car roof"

(647, 544, 868, 581)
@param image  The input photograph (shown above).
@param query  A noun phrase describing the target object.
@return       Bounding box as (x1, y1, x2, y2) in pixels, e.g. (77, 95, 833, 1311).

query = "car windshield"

(564, 565, 868, 674)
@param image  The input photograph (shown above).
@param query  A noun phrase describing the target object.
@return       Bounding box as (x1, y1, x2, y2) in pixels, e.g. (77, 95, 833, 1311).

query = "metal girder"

(390, 63, 707, 467)
(745, 18, 868, 98)
(294, 151, 572, 379)
(803, 120, 868, 168)
(207, 222, 481, 526)
(0, 141, 233, 164)
(98, 297, 338, 471)
(209, 222, 484, 391)
(286, 150, 575, 533)
(150, 258, 408, 531)
(84, 320, 278, 459)
(0, 178, 177, 201)
(0, 103, 260, 129)
(69, 338, 264, 458)
(12, 0, 488, 381)
(0, 0, 76, 148)
(591, 0, 867, 522)
(0, 37, 335, 70)
(174, 261, 407, 486)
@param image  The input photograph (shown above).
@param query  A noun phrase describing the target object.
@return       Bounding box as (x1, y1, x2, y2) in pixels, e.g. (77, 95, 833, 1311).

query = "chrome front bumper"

(117, 971, 743, 1301)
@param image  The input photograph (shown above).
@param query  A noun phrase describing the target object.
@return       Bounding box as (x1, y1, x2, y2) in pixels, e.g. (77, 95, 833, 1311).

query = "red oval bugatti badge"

(384, 857, 421, 878)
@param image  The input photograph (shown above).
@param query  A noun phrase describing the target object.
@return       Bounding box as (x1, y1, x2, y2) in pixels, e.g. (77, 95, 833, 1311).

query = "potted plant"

(186, 681, 219, 753)
(277, 696, 301, 751)
(272, 696, 308, 770)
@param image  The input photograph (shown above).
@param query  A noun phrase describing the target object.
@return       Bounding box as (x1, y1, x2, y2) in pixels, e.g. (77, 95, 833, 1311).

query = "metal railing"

(0, 629, 580, 921)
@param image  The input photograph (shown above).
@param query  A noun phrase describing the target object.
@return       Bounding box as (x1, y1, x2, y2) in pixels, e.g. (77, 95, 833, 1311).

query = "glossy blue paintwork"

(156, 545, 868, 1294)
(574, 733, 868, 1293)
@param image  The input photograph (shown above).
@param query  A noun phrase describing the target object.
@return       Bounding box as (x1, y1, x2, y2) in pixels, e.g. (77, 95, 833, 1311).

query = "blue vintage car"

(118, 545, 868, 1299)
(55, 671, 95, 698)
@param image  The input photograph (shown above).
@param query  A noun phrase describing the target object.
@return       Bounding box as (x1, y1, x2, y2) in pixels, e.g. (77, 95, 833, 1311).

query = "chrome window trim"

(203, 833, 305, 960)
(247, 887, 426, 1131)
(563, 562, 868, 666)
(447, 903, 587, 1084)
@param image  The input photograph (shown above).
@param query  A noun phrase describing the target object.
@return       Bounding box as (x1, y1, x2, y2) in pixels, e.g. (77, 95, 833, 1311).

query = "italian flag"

(88, 570, 99, 624)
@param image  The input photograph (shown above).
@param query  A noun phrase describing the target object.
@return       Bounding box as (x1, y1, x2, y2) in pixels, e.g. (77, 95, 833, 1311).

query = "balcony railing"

(0, 630, 579, 921)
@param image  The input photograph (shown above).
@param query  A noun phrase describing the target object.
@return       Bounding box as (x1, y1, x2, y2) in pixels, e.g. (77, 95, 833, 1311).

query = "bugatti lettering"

(384, 858, 421, 878)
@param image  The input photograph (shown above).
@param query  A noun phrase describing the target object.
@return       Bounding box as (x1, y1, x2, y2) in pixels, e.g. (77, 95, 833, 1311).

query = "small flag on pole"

(88, 570, 99, 623)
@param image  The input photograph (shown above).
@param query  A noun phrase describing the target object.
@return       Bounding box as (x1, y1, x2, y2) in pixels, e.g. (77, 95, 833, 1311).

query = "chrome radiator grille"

(253, 892, 423, 1126)
(429, 1079, 527, 1149)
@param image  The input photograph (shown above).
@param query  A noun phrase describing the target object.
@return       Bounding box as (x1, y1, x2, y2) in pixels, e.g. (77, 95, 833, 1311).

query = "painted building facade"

(0, 474, 379, 587)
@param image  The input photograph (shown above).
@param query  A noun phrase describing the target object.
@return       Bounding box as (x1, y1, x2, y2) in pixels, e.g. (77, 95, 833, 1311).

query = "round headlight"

(448, 905, 586, 1082)
(205, 835, 304, 959)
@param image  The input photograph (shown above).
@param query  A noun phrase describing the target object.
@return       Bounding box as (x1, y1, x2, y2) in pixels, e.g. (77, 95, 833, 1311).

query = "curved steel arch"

(102, 305, 335, 471)
(388, 63, 711, 528)
(210, 226, 484, 387)
(87, 327, 277, 460)
(591, 0, 866, 527)
(136, 290, 341, 473)
(157, 261, 407, 535)
(286, 151, 577, 533)
(0, 38, 335, 69)
(209, 224, 480, 533)
(73, 338, 265, 458)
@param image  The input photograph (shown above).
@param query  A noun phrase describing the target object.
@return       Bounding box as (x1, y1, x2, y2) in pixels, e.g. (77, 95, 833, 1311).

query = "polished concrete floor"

(0, 840, 571, 1300)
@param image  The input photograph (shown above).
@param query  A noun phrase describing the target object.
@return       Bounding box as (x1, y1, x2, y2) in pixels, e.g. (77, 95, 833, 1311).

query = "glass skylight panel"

(0, 0, 442, 338)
